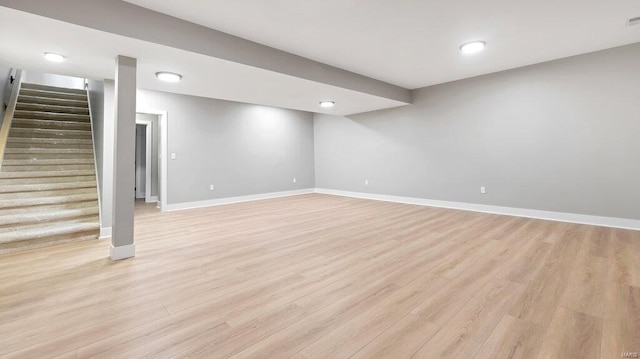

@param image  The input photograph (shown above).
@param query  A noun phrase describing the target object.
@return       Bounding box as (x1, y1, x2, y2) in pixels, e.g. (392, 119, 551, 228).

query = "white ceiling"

(125, 0, 640, 89)
(0, 6, 406, 115)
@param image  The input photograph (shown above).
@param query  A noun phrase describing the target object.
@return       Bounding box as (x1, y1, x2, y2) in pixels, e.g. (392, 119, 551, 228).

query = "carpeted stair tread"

(0, 187, 96, 200)
(0, 207, 99, 227)
(4, 147, 93, 154)
(0, 221, 100, 245)
(4, 152, 94, 160)
(0, 170, 95, 179)
(15, 103, 89, 115)
(2, 158, 95, 166)
(13, 110, 90, 122)
(6, 137, 93, 148)
(1, 164, 95, 172)
(0, 201, 98, 216)
(0, 180, 96, 193)
(9, 128, 92, 139)
(18, 94, 88, 107)
(18, 88, 86, 101)
(20, 83, 86, 95)
(0, 193, 98, 209)
(0, 175, 96, 185)
(11, 118, 91, 131)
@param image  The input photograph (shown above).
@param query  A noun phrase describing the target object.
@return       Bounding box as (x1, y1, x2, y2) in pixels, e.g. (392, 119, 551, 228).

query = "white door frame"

(136, 108, 168, 212)
(134, 119, 153, 201)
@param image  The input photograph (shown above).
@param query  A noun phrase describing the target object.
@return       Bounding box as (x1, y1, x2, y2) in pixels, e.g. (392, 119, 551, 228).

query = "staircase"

(0, 83, 100, 253)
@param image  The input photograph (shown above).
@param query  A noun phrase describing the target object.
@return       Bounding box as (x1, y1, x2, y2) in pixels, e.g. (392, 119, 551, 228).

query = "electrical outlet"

(365, 179, 369, 185)
(480, 186, 486, 194)
(209, 184, 214, 191)
(171, 153, 176, 160)
(293, 178, 297, 183)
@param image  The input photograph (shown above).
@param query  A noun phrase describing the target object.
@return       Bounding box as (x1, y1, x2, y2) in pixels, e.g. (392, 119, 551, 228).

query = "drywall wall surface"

(87, 78, 105, 226)
(137, 89, 315, 205)
(22, 70, 85, 89)
(98, 79, 115, 229)
(0, 66, 12, 123)
(314, 43, 640, 220)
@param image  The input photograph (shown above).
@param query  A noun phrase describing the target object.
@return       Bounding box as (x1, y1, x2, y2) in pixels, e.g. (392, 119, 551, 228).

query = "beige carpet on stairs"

(0, 82, 100, 254)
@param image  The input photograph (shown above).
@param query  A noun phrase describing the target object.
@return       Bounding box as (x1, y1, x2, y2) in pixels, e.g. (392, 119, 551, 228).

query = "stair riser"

(2, 164, 95, 172)
(0, 219, 100, 243)
(9, 129, 92, 140)
(0, 170, 96, 179)
(13, 110, 90, 122)
(0, 208, 99, 227)
(18, 95, 88, 108)
(0, 175, 96, 185)
(0, 187, 96, 200)
(20, 83, 87, 95)
(4, 153, 94, 160)
(4, 148, 93, 154)
(0, 194, 98, 209)
(16, 103, 89, 115)
(18, 89, 86, 101)
(11, 119, 91, 131)
(7, 138, 93, 148)
(0, 200, 98, 216)
(2, 159, 95, 166)
(0, 181, 97, 193)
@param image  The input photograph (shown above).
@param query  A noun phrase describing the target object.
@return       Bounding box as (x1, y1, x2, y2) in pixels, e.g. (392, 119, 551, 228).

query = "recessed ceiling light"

(459, 41, 486, 55)
(155, 72, 182, 83)
(319, 101, 335, 108)
(44, 52, 65, 63)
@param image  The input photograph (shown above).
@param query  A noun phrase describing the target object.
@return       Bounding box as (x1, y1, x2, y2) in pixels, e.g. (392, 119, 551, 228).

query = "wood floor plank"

(0, 194, 637, 359)
(412, 279, 525, 358)
(560, 248, 608, 318)
(297, 273, 449, 358)
(473, 315, 546, 359)
(600, 283, 640, 359)
(536, 307, 602, 359)
(350, 313, 440, 359)
(508, 225, 584, 326)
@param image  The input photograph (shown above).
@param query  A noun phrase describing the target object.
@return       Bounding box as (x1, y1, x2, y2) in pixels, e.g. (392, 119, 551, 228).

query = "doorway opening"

(135, 113, 160, 205)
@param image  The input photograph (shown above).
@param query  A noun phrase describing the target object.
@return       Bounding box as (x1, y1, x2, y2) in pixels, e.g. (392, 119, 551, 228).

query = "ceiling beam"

(0, 0, 411, 104)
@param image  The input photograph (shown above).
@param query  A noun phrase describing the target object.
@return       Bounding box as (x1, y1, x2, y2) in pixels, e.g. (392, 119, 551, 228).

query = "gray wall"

(98, 80, 115, 230)
(23, 70, 85, 89)
(137, 89, 315, 205)
(315, 43, 640, 220)
(87, 78, 104, 199)
(0, 66, 13, 127)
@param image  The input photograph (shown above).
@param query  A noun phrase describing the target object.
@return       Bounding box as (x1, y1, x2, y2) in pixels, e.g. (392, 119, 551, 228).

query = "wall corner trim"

(110, 243, 135, 260)
(314, 188, 640, 231)
(164, 188, 315, 212)
(99, 227, 112, 239)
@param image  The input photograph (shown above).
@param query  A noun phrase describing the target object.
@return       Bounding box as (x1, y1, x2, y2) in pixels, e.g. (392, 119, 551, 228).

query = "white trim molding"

(110, 243, 136, 260)
(315, 188, 640, 231)
(165, 188, 315, 212)
(99, 227, 112, 239)
(145, 196, 159, 203)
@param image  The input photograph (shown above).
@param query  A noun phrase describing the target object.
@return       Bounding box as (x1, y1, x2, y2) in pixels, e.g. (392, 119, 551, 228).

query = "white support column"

(110, 55, 137, 260)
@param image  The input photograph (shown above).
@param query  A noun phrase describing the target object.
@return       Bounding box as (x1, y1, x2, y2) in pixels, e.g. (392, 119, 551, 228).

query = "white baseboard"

(165, 188, 315, 212)
(110, 243, 135, 260)
(99, 227, 112, 239)
(146, 196, 158, 203)
(315, 188, 640, 231)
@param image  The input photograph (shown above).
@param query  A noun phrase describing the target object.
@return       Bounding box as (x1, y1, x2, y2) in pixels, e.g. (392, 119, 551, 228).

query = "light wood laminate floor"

(0, 194, 639, 358)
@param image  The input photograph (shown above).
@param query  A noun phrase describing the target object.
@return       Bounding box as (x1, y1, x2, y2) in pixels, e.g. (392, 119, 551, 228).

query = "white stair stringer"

(0, 82, 100, 252)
